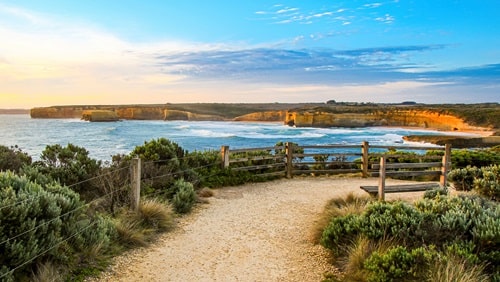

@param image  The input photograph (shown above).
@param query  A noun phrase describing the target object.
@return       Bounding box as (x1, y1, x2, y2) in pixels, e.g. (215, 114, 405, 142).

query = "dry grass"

(336, 236, 396, 282)
(312, 192, 371, 243)
(197, 187, 214, 198)
(115, 199, 175, 247)
(114, 217, 148, 247)
(138, 199, 175, 231)
(427, 255, 490, 282)
(31, 261, 63, 282)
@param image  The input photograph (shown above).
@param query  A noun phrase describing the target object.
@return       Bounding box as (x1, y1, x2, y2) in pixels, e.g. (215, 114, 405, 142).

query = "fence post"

(221, 145, 230, 168)
(378, 156, 386, 201)
(440, 143, 451, 187)
(130, 157, 141, 212)
(362, 141, 369, 178)
(285, 142, 293, 178)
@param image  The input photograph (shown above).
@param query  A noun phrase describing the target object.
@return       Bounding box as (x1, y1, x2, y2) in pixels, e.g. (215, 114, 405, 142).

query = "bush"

(0, 145, 32, 173)
(321, 194, 500, 280)
(448, 165, 500, 200)
(171, 179, 196, 214)
(364, 246, 434, 281)
(451, 148, 500, 169)
(33, 143, 102, 200)
(0, 171, 113, 281)
(473, 165, 500, 201)
(448, 166, 482, 191)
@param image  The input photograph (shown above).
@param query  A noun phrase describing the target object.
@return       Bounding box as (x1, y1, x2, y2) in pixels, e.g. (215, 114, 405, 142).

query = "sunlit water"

(0, 114, 459, 161)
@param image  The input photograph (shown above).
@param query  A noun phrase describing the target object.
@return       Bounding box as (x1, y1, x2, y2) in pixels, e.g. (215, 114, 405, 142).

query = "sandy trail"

(93, 176, 424, 282)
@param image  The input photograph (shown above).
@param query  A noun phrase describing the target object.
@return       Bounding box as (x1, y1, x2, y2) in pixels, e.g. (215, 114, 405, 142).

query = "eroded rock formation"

(284, 109, 484, 131)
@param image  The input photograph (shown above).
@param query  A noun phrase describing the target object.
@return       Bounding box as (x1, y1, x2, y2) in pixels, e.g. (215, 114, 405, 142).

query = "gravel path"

(93, 176, 423, 282)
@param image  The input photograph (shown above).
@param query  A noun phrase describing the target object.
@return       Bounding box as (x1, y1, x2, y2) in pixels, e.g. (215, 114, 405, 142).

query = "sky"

(0, 0, 499, 108)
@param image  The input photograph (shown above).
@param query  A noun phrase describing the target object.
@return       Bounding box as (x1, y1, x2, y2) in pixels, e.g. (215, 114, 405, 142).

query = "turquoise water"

(0, 114, 453, 161)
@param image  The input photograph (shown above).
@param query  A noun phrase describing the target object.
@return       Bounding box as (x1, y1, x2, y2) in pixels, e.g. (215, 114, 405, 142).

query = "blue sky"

(0, 0, 499, 108)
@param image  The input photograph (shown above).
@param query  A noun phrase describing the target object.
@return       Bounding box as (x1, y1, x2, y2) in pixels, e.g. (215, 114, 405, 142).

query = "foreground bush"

(320, 193, 499, 281)
(0, 171, 114, 281)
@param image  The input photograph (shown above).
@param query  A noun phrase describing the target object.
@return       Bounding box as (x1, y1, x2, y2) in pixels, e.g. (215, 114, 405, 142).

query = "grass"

(427, 255, 490, 282)
(312, 192, 371, 243)
(115, 198, 175, 247)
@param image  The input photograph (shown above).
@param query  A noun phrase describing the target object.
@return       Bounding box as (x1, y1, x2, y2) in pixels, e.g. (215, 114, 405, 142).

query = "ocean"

(0, 114, 456, 162)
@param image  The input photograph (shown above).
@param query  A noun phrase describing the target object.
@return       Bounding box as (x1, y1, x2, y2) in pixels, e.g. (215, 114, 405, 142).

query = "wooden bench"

(361, 151, 450, 200)
(360, 182, 441, 197)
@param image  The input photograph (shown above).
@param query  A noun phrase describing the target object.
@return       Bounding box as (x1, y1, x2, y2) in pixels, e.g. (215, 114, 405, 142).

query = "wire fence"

(0, 156, 225, 279)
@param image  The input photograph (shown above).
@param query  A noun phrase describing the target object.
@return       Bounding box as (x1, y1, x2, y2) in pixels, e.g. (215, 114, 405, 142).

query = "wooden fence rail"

(220, 141, 451, 180)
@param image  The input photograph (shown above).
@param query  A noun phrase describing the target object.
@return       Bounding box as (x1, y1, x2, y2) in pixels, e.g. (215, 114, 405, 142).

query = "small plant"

(448, 166, 482, 191)
(171, 179, 196, 214)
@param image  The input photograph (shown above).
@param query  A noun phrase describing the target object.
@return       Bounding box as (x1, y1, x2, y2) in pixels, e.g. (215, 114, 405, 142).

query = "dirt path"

(93, 176, 423, 282)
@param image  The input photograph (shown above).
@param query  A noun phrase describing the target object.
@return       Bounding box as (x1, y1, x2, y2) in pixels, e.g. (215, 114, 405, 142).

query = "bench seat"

(360, 183, 441, 196)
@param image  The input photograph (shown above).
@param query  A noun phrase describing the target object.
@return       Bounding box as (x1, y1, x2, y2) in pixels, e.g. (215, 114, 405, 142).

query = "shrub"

(321, 194, 500, 280)
(360, 201, 424, 244)
(313, 193, 370, 243)
(0, 171, 113, 281)
(0, 145, 32, 173)
(320, 214, 362, 255)
(473, 165, 500, 201)
(423, 186, 448, 199)
(33, 143, 102, 200)
(364, 246, 434, 282)
(448, 166, 482, 191)
(171, 179, 196, 214)
(451, 148, 500, 169)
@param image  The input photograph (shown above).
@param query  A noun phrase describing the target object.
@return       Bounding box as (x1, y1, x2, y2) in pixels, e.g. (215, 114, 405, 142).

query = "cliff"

(284, 109, 488, 132)
(233, 111, 287, 122)
(81, 110, 119, 122)
(29, 104, 498, 135)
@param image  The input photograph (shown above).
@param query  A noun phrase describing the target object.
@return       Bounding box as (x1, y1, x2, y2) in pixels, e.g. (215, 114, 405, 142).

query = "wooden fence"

(221, 141, 451, 180)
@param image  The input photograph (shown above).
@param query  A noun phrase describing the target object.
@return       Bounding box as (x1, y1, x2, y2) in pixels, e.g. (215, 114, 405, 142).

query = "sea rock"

(81, 110, 119, 122)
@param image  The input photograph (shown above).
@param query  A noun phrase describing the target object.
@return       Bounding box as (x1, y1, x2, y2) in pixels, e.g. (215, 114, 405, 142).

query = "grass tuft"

(312, 192, 371, 243)
(427, 255, 490, 282)
(31, 261, 63, 282)
(138, 199, 175, 231)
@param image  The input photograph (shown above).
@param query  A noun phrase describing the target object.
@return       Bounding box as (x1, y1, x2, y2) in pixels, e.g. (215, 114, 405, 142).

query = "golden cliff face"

(233, 111, 287, 122)
(285, 110, 481, 131)
(31, 106, 223, 121)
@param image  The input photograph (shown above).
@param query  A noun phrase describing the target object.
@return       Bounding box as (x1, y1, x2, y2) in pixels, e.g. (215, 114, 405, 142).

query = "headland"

(29, 102, 500, 147)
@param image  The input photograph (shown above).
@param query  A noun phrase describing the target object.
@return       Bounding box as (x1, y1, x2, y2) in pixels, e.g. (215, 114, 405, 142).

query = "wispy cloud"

(254, 2, 396, 28)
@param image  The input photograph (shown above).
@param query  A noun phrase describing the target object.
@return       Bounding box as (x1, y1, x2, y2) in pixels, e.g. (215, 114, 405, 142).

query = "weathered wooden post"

(378, 156, 386, 201)
(440, 144, 451, 187)
(130, 157, 141, 212)
(285, 142, 293, 178)
(221, 145, 230, 168)
(362, 141, 369, 178)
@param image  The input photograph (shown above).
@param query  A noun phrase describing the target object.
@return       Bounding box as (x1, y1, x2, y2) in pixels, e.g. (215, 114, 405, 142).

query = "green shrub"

(364, 246, 435, 281)
(0, 145, 32, 173)
(171, 179, 196, 214)
(473, 165, 500, 201)
(321, 194, 500, 280)
(360, 201, 424, 244)
(0, 171, 113, 281)
(423, 186, 448, 199)
(33, 143, 102, 200)
(451, 148, 500, 169)
(448, 166, 482, 191)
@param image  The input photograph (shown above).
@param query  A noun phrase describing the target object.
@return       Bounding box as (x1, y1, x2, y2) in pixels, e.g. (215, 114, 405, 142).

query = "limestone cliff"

(233, 111, 287, 122)
(163, 109, 224, 121)
(285, 109, 486, 131)
(81, 110, 119, 122)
